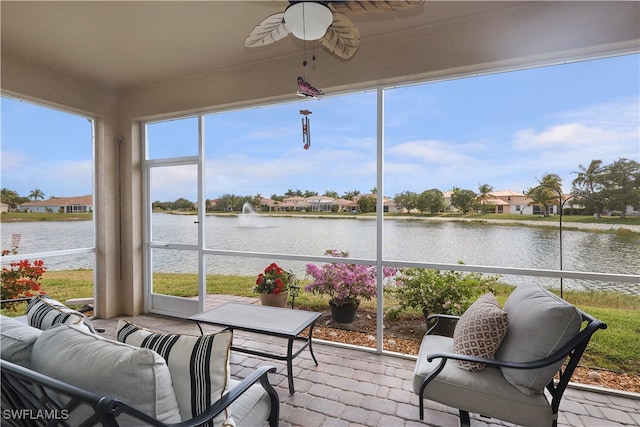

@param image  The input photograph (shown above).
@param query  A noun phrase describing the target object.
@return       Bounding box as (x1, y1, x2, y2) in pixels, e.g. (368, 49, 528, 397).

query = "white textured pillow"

(453, 293, 509, 371)
(31, 324, 181, 424)
(117, 319, 233, 425)
(495, 284, 582, 395)
(27, 296, 95, 333)
(0, 315, 42, 368)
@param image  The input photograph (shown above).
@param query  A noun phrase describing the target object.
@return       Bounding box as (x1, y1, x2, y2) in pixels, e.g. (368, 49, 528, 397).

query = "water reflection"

(2, 213, 638, 293)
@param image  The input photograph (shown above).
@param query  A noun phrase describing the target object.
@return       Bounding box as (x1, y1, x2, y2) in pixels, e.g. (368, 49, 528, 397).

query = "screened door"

(143, 116, 206, 317)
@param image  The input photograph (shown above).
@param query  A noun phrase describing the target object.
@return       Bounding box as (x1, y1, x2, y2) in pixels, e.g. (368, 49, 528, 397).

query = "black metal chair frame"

(418, 311, 607, 427)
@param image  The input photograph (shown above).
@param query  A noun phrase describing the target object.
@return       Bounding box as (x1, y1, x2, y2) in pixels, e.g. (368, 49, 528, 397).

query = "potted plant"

(387, 265, 500, 335)
(253, 262, 296, 307)
(305, 249, 397, 323)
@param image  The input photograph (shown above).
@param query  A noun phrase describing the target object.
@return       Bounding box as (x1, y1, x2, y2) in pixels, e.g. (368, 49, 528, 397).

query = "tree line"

(4, 158, 639, 218)
(151, 188, 377, 213)
(397, 158, 639, 218)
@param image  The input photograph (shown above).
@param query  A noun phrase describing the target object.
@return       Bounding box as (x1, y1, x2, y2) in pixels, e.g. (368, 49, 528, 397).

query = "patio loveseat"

(413, 284, 607, 427)
(1, 296, 279, 426)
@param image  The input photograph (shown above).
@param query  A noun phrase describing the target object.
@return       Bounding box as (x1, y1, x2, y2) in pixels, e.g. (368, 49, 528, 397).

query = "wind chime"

(300, 109, 311, 150)
(291, 1, 325, 150)
(296, 76, 322, 150)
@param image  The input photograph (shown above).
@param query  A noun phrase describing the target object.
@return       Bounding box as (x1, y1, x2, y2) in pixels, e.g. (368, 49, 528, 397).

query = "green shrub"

(387, 266, 500, 317)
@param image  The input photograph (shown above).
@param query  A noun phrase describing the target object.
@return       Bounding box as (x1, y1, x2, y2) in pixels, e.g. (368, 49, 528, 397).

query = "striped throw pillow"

(27, 296, 96, 333)
(116, 319, 233, 426)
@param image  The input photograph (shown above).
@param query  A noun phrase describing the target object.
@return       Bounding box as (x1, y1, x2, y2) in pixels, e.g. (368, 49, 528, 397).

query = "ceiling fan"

(244, 1, 425, 60)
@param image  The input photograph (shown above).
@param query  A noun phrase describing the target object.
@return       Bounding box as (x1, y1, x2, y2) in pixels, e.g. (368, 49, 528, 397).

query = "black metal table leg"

(308, 322, 318, 366)
(286, 337, 295, 394)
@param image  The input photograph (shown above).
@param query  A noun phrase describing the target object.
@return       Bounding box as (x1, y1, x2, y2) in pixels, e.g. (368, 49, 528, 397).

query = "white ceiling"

(2, 1, 550, 90)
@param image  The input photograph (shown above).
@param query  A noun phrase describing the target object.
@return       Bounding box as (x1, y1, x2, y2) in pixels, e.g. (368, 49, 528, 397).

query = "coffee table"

(189, 302, 322, 394)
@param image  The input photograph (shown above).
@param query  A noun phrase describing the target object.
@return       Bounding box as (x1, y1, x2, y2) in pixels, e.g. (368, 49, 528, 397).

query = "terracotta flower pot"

(259, 291, 288, 307)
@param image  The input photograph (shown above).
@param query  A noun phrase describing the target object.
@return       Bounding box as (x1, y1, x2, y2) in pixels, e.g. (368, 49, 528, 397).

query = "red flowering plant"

(1, 242, 47, 311)
(305, 249, 397, 307)
(253, 262, 296, 295)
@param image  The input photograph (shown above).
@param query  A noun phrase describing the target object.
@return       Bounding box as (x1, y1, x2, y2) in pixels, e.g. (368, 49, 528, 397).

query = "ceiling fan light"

(284, 2, 333, 41)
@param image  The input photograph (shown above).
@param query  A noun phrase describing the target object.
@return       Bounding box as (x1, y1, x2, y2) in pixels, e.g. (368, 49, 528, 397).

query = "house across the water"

(19, 195, 93, 213)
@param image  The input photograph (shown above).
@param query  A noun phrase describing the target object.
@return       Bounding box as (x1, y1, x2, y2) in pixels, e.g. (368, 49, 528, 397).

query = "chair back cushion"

(453, 293, 509, 371)
(31, 324, 182, 424)
(117, 319, 233, 425)
(27, 296, 95, 333)
(495, 284, 582, 395)
(0, 315, 42, 368)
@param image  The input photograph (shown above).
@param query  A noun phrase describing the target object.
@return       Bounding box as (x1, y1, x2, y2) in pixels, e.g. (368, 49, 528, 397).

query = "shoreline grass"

(2, 270, 638, 374)
(2, 210, 639, 226)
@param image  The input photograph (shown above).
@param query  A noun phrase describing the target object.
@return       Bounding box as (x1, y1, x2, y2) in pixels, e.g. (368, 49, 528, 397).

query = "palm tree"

(525, 173, 562, 217)
(342, 190, 361, 201)
(572, 160, 603, 216)
(28, 188, 45, 201)
(477, 184, 494, 214)
(572, 160, 602, 192)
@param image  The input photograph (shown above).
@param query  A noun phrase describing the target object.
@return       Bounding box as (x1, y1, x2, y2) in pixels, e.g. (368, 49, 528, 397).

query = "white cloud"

(1, 154, 93, 197)
(387, 140, 476, 165)
(506, 98, 639, 192)
(513, 122, 634, 150)
(0, 151, 27, 174)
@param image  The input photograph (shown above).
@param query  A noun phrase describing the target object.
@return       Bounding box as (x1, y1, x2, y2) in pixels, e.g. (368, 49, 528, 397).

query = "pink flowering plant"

(305, 249, 397, 307)
(254, 262, 295, 295)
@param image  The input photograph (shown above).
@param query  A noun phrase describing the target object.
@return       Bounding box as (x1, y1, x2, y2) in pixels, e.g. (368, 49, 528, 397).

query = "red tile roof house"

(18, 195, 93, 214)
(487, 190, 533, 215)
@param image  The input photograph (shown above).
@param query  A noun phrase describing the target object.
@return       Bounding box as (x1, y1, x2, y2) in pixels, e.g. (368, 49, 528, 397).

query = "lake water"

(2, 213, 639, 294)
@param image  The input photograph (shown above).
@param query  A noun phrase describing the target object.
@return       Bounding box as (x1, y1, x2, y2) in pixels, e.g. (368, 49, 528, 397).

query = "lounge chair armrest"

(426, 351, 554, 370)
(178, 366, 279, 427)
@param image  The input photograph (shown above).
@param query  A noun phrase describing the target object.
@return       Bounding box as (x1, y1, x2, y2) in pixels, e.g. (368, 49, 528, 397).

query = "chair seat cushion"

(414, 334, 554, 426)
(227, 378, 272, 426)
(495, 284, 582, 395)
(116, 319, 233, 425)
(31, 324, 182, 425)
(453, 293, 509, 371)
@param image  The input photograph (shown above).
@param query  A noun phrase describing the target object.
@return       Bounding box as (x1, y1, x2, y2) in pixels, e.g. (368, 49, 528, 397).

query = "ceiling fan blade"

(244, 12, 291, 47)
(321, 12, 360, 60)
(329, 1, 424, 14)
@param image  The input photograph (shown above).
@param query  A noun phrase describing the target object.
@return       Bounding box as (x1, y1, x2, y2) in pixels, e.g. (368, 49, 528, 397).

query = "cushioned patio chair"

(413, 284, 607, 427)
(1, 296, 280, 426)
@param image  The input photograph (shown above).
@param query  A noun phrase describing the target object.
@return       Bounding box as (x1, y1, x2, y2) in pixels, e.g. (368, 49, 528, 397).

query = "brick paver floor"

(92, 295, 640, 427)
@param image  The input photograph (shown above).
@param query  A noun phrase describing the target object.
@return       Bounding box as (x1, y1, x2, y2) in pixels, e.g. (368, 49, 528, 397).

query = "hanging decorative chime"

(300, 109, 312, 150)
(294, 15, 323, 150)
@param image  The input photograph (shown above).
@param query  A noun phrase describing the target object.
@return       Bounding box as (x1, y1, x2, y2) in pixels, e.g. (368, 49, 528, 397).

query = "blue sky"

(2, 54, 639, 202)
